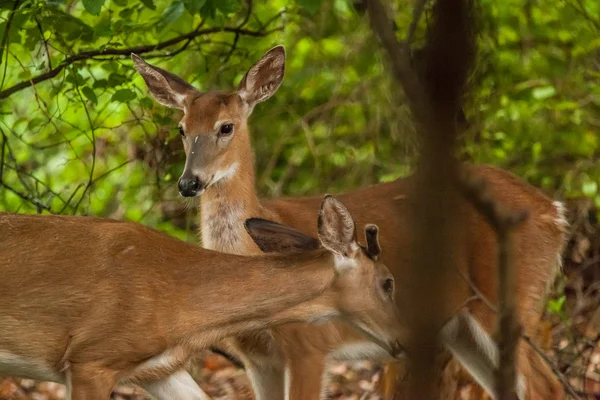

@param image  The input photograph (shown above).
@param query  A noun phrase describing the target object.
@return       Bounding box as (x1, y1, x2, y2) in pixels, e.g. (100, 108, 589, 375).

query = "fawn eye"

(382, 278, 394, 295)
(179, 126, 185, 137)
(219, 124, 234, 136)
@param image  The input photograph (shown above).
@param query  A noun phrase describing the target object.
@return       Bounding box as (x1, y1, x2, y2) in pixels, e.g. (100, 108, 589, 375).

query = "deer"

(0, 196, 407, 400)
(133, 46, 568, 400)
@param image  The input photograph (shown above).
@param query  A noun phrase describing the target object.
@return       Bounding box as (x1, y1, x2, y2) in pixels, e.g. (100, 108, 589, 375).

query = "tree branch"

(0, 25, 283, 100)
(460, 172, 527, 400)
(365, 1, 475, 399)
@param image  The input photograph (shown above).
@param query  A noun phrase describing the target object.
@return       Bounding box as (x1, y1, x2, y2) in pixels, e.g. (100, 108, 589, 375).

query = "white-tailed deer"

(133, 46, 568, 400)
(0, 196, 406, 399)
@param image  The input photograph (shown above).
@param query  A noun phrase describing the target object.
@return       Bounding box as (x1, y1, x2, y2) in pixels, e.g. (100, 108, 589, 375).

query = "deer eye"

(219, 124, 234, 136)
(179, 126, 185, 137)
(382, 278, 394, 295)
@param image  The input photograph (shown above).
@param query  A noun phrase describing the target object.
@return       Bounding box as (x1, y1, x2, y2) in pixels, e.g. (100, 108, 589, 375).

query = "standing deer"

(133, 46, 568, 399)
(0, 196, 407, 399)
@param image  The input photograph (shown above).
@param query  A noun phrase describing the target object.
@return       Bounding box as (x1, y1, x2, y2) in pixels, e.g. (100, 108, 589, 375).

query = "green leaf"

(182, 0, 205, 14)
(119, 7, 134, 18)
(157, 1, 185, 31)
(140, 0, 156, 10)
(108, 72, 127, 86)
(67, 70, 88, 86)
(82, 86, 98, 104)
(215, 0, 239, 14)
(583, 179, 598, 197)
(0, 1, 17, 10)
(199, 0, 216, 19)
(112, 0, 128, 6)
(531, 86, 556, 100)
(111, 89, 136, 103)
(82, 0, 106, 15)
(297, 0, 322, 15)
(140, 97, 154, 109)
(27, 117, 45, 130)
(93, 79, 109, 89)
(94, 18, 112, 37)
(547, 296, 565, 315)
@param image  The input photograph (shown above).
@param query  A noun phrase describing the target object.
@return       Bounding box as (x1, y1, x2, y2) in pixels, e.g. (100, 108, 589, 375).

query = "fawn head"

(132, 46, 285, 197)
(244, 195, 406, 358)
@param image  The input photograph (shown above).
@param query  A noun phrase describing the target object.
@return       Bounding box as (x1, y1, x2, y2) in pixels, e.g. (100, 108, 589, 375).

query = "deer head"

(244, 195, 406, 358)
(132, 46, 285, 197)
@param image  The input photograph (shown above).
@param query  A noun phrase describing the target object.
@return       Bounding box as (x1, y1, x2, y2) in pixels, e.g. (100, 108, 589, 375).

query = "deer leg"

(285, 350, 327, 400)
(139, 369, 213, 400)
(378, 362, 408, 400)
(522, 345, 564, 400)
(224, 333, 286, 400)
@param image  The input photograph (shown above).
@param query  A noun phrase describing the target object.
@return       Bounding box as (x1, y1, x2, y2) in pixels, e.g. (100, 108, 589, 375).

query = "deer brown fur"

(134, 47, 568, 400)
(0, 196, 405, 400)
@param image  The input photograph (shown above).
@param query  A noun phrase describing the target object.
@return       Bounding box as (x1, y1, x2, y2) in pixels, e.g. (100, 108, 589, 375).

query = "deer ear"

(365, 224, 381, 260)
(237, 46, 285, 110)
(245, 218, 320, 254)
(317, 195, 359, 261)
(131, 53, 198, 109)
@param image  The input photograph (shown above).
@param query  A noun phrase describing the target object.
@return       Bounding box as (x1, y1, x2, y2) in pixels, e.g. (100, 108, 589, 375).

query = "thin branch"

(460, 172, 528, 400)
(0, 128, 5, 181)
(405, 0, 428, 46)
(35, 16, 52, 71)
(69, 71, 96, 214)
(365, 0, 435, 131)
(522, 335, 581, 399)
(0, 0, 22, 91)
(0, 24, 283, 100)
(0, 182, 52, 212)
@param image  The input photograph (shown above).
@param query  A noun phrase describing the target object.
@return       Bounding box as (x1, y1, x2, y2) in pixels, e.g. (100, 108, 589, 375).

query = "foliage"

(0, 0, 599, 242)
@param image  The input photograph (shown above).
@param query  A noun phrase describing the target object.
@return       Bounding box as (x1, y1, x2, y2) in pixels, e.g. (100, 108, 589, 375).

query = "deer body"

(197, 143, 566, 399)
(0, 199, 404, 399)
(134, 47, 567, 400)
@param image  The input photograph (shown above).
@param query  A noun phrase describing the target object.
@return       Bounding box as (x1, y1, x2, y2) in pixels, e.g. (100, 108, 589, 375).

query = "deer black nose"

(178, 177, 201, 197)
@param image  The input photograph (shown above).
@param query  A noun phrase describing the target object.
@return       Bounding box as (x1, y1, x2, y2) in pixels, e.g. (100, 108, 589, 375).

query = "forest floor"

(0, 197, 598, 400)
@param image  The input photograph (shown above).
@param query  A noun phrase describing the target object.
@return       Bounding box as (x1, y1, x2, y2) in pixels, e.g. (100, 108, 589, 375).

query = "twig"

(455, 266, 497, 313)
(522, 335, 581, 399)
(35, 16, 52, 71)
(405, 0, 428, 47)
(364, 0, 434, 131)
(0, 128, 6, 181)
(69, 71, 97, 214)
(0, 182, 52, 212)
(0, 0, 22, 91)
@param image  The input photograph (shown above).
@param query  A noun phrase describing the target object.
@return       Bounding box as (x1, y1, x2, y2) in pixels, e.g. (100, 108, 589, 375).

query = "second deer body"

(134, 47, 568, 400)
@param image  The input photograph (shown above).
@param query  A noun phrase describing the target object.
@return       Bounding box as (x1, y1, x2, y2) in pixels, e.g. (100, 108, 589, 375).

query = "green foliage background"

(0, 0, 599, 242)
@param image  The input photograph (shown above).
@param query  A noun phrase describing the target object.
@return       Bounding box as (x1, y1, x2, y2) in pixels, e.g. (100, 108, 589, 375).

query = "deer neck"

(180, 251, 337, 346)
(198, 132, 270, 255)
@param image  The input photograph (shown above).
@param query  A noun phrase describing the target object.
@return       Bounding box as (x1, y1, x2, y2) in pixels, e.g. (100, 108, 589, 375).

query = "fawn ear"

(365, 224, 381, 260)
(237, 45, 285, 111)
(317, 195, 360, 262)
(132, 53, 198, 109)
(245, 218, 320, 254)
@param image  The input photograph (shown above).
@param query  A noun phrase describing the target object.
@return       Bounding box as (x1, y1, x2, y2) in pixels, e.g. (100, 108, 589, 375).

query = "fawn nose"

(178, 176, 203, 197)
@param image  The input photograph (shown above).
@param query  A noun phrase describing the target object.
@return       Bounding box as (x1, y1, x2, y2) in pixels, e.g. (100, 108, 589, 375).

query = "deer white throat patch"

(201, 201, 245, 254)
